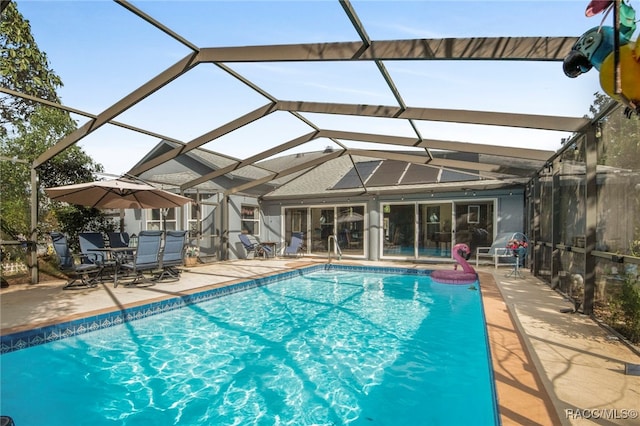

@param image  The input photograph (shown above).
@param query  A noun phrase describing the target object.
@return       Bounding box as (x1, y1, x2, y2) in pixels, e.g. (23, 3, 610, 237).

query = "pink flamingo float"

(431, 243, 478, 285)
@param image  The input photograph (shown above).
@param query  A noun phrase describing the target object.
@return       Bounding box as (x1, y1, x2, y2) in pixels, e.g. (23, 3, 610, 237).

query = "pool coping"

(478, 270, 561, 426)
(1, 264, 559, 425)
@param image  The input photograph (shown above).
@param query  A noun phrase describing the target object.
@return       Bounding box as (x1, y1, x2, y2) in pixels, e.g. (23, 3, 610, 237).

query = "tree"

(0, 1, 112, 247)
(590, 92, 640, 171)
(0, 1, 62, 137)
(1, 105, 107, 236)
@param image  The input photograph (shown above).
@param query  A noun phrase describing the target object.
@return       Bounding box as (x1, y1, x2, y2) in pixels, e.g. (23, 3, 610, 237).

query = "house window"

(186, 194, 202, 238)
(241, 205, 260, 235)
(146, 208, 177, 231)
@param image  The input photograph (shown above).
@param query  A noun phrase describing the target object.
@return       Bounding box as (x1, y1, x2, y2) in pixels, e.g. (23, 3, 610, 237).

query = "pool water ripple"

(0, 270, 497, 425)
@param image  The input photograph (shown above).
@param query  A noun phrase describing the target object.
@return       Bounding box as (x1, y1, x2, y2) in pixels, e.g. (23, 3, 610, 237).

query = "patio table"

(261, 242, 279, 258)
(88, 247, 136, 286)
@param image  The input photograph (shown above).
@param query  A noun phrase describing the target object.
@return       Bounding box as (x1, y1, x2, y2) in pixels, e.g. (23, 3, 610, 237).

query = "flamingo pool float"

(431, 243, 478, 285)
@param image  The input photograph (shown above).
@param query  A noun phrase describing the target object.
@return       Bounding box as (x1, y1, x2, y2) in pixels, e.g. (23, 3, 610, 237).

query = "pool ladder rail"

(327, 235, 342, 263)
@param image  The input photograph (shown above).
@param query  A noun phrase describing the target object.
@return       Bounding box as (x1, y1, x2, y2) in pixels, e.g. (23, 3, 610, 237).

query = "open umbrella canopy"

(44, 179, 192, 209)
(337, 211, 364, 223)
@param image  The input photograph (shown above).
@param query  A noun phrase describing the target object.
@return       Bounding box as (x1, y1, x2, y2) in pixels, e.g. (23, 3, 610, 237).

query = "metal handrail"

(327, 235, 342, 263)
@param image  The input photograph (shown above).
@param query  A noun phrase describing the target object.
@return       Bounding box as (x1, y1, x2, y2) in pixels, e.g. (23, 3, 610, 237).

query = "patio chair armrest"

(476, 247, 491, 267)
(74, 252, 96, 264)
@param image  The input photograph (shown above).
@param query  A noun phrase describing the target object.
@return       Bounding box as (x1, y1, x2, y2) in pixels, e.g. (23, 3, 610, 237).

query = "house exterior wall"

(227, 194, 260, 260)
(259, 187, 525, 261)
(122, 210, 145, 240)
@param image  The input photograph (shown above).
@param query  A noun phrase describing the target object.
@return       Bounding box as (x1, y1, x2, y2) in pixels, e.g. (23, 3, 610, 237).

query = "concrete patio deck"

(1, 258, 639, 425)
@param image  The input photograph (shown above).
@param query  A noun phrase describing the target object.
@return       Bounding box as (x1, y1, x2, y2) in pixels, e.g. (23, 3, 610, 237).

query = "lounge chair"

(50, 232, 101, 289)
(475, 231, 527, 268)
(238, 233, 271, 259)
(283, 232, 304, 257)
(155, 230, 187, 281)
(118, 230, 163, 287)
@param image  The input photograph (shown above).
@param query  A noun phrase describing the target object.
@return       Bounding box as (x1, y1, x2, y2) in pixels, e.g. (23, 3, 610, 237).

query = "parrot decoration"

(563, 0, 640, 116)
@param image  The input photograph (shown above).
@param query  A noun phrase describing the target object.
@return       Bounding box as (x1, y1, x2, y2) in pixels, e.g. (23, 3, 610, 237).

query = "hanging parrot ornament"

(563, 0, 640, 116)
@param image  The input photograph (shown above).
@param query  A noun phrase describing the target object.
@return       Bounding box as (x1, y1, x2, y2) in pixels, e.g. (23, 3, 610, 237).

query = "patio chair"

(475, 232, 527, 269)
(50, 232, 101, 289)
(79, 232, 116, 281)
(155, 230, 187, 281)
(118, 230, 163, 287)
(342, 229, 361, 250)
(107, 231, 134, 261)
(283, 232, 304, 257)
(238, 233, 272, 259)
(78, 232, 108, 264)
(107, 232, 131, 249)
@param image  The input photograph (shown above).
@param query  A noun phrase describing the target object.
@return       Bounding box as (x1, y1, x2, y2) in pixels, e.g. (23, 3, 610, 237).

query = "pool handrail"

(327, 234, 342, 263)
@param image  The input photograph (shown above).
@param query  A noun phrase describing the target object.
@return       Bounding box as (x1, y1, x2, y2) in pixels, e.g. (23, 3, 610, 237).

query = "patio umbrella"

(44, 178, 192, 209)
(337, 211, 364, 223)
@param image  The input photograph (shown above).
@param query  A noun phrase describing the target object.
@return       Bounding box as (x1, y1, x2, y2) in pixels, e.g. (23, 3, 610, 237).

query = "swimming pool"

(0, 266, 498, 425)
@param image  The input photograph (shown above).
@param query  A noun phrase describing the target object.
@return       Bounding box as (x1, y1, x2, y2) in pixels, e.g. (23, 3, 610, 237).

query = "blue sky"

(16, 1, 605, 175)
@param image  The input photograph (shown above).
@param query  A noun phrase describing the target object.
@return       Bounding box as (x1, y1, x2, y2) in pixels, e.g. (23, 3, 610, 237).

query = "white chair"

(476, 232, 527, 268)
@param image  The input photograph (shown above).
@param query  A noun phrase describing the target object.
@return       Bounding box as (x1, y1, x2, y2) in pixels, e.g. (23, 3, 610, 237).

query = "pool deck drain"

(2, 258, 639, 425)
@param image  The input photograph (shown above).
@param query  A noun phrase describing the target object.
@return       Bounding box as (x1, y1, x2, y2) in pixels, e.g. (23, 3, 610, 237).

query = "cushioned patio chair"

(155, 230, 187, 281)
(238, 233, 271, 259)
(50, 232, 101, 289)
(118, 230, 163, 287)
(283, 232, 304, 257)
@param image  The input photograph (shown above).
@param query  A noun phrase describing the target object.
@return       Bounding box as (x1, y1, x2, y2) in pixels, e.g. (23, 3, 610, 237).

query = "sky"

(15, 0, 606, 176)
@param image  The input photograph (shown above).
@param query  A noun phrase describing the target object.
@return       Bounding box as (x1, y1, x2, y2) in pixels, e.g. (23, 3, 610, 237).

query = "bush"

(610, 274, 640, 343)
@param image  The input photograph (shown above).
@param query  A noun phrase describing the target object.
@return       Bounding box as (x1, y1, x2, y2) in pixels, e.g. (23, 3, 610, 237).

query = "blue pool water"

(0, 269, 497, 425)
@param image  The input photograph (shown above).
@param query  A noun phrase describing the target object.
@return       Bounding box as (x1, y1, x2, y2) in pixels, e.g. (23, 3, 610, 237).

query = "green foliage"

(0, 1, 63, 136)
(592, 92, 640, 170)
(54, 205, 116, 252)
(1, 105, 104, 239)
(0, 1, 107, 242)
(610, 274, 640, 343)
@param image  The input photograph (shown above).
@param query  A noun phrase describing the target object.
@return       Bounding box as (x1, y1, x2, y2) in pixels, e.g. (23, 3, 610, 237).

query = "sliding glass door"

(310, 207, 334, 253)
(382, 200, 495, 259)
(284, 208, 308, 253)
(418, 202, 452, 258)
(283, 204, 365, 257)
(336, 206, 364, 255)
(453, 201, 494, 255)
(382, 203, 415, 257)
